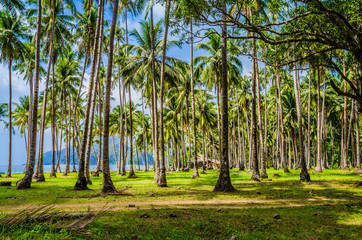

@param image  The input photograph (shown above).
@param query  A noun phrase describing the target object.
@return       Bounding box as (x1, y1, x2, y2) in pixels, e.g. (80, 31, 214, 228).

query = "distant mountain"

(41, 138, 153, 166)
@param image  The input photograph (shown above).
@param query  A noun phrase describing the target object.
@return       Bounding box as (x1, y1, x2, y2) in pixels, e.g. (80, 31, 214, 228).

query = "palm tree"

(0, 10, 27, 178)
(12, 96, 30, 158)
(213, 2, 235, 192)
(101, 0, 119, 193)
(74, 0, 104, 190)
(197, 92, 217, 172)
(0, 102, 8, 176)
(0, 0, 24, 14)
(17, 0, 42, 189)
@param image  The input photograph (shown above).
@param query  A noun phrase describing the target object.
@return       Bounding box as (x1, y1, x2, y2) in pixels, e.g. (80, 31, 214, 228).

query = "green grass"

(0, 168, 361, 239)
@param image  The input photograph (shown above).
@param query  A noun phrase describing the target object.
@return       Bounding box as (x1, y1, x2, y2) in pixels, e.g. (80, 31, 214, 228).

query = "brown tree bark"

(17, 0, 42, 189)
(190, 20, 200, 179)
(157, 0, 171, 186)
(214, 2, 235, 191)
(101, 0, 119, 193)
(73, 0, 103, 190)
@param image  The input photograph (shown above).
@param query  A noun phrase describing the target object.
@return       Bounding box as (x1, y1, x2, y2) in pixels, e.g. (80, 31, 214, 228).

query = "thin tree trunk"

(190, 20, 200, 179)
(101, 0, 119, 193)
(157, 0, 170, 186)
(307, 69, 311, 169)
(251, 37, 260, 180)
(315, 66, 323, 172)
(128, 87, 136, 178)
(6, 57, 12, 178)
(17, 0, 42, 189)
(74, 0, 104, 190)
(214, 3, 235, 192)
(342, 55, 349, 170)
(257, 61, 267, 178)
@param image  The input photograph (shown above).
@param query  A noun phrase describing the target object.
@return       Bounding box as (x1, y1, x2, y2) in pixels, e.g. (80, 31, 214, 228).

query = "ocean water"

(0, 164, 150, 174)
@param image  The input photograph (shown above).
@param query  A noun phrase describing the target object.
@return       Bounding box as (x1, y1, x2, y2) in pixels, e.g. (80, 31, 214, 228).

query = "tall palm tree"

(17, 0, 42, 189)
(102, 0, 119, 193)
(214, 2, 235, 192)
(0, 10, 27, 178)
(74, 0, 104, 190)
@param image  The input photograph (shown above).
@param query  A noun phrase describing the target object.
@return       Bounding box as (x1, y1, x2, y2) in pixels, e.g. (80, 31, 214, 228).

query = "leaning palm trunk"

(101, 0, 119, 193)
(157, 0, 171, 186)
(214, 3, 235, 192)
(74, 0, 103, 190)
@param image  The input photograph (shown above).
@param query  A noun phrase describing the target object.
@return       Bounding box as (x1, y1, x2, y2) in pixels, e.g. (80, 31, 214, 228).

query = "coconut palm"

(0, 10, 28, 178)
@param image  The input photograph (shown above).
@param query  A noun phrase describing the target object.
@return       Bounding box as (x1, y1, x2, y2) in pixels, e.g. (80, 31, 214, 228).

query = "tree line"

(0, 0, 361, 192)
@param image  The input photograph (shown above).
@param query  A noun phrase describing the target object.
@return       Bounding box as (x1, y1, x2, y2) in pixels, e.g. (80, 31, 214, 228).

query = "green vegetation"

(1, 169, 361, 239)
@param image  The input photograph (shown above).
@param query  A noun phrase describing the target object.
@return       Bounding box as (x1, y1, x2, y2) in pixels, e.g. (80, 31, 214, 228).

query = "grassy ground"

(0, 168, 361, 239)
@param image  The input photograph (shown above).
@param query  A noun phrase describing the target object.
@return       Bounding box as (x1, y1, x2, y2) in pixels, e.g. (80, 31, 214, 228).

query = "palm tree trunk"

(315, 66, 323, 173)
(128, 88, 136, 178)
(190, 20, 200, 179)
(149, 6, 159, 182)
(307, 69, 311, 169)
(74, 0, 104, 190)
(34, 0, 56, 182)
(250, 37, 260, 180)
(6, 56, 12, 178)
(330, 122, 335, 169)
(156, 0, 170, 186)
(256, 61, 267, 178)
(236, 90, 243, 171)
(142, 97, 148, 171)
(292, 57, 310, 181)
(101, 0, 119, 193)
(355, 100, 361, 172)
(214, 3, 235, 192)
(17, 0, 42, 188)
(342, 56, 349, 170)
(24, 72, 33, 173)
(276, 68, 289, 173)
(50, 62, 56, 177)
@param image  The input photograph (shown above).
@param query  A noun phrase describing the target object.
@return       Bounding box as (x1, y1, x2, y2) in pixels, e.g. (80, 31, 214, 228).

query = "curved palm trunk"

(190, 20, 200, 179)
(101, 0, 119, 193)
(6, 56, 12, 178)
(214, 4, 235, 192)
(74, 0, 103, 190)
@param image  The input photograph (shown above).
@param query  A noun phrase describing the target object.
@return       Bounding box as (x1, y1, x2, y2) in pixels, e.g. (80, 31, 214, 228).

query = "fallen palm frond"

(60, 203, 113, 230)
(0, 204, 113, 232)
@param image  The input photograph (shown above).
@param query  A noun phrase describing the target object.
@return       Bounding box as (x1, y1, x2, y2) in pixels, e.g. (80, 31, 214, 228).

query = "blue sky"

(0, 1, 253, 165)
